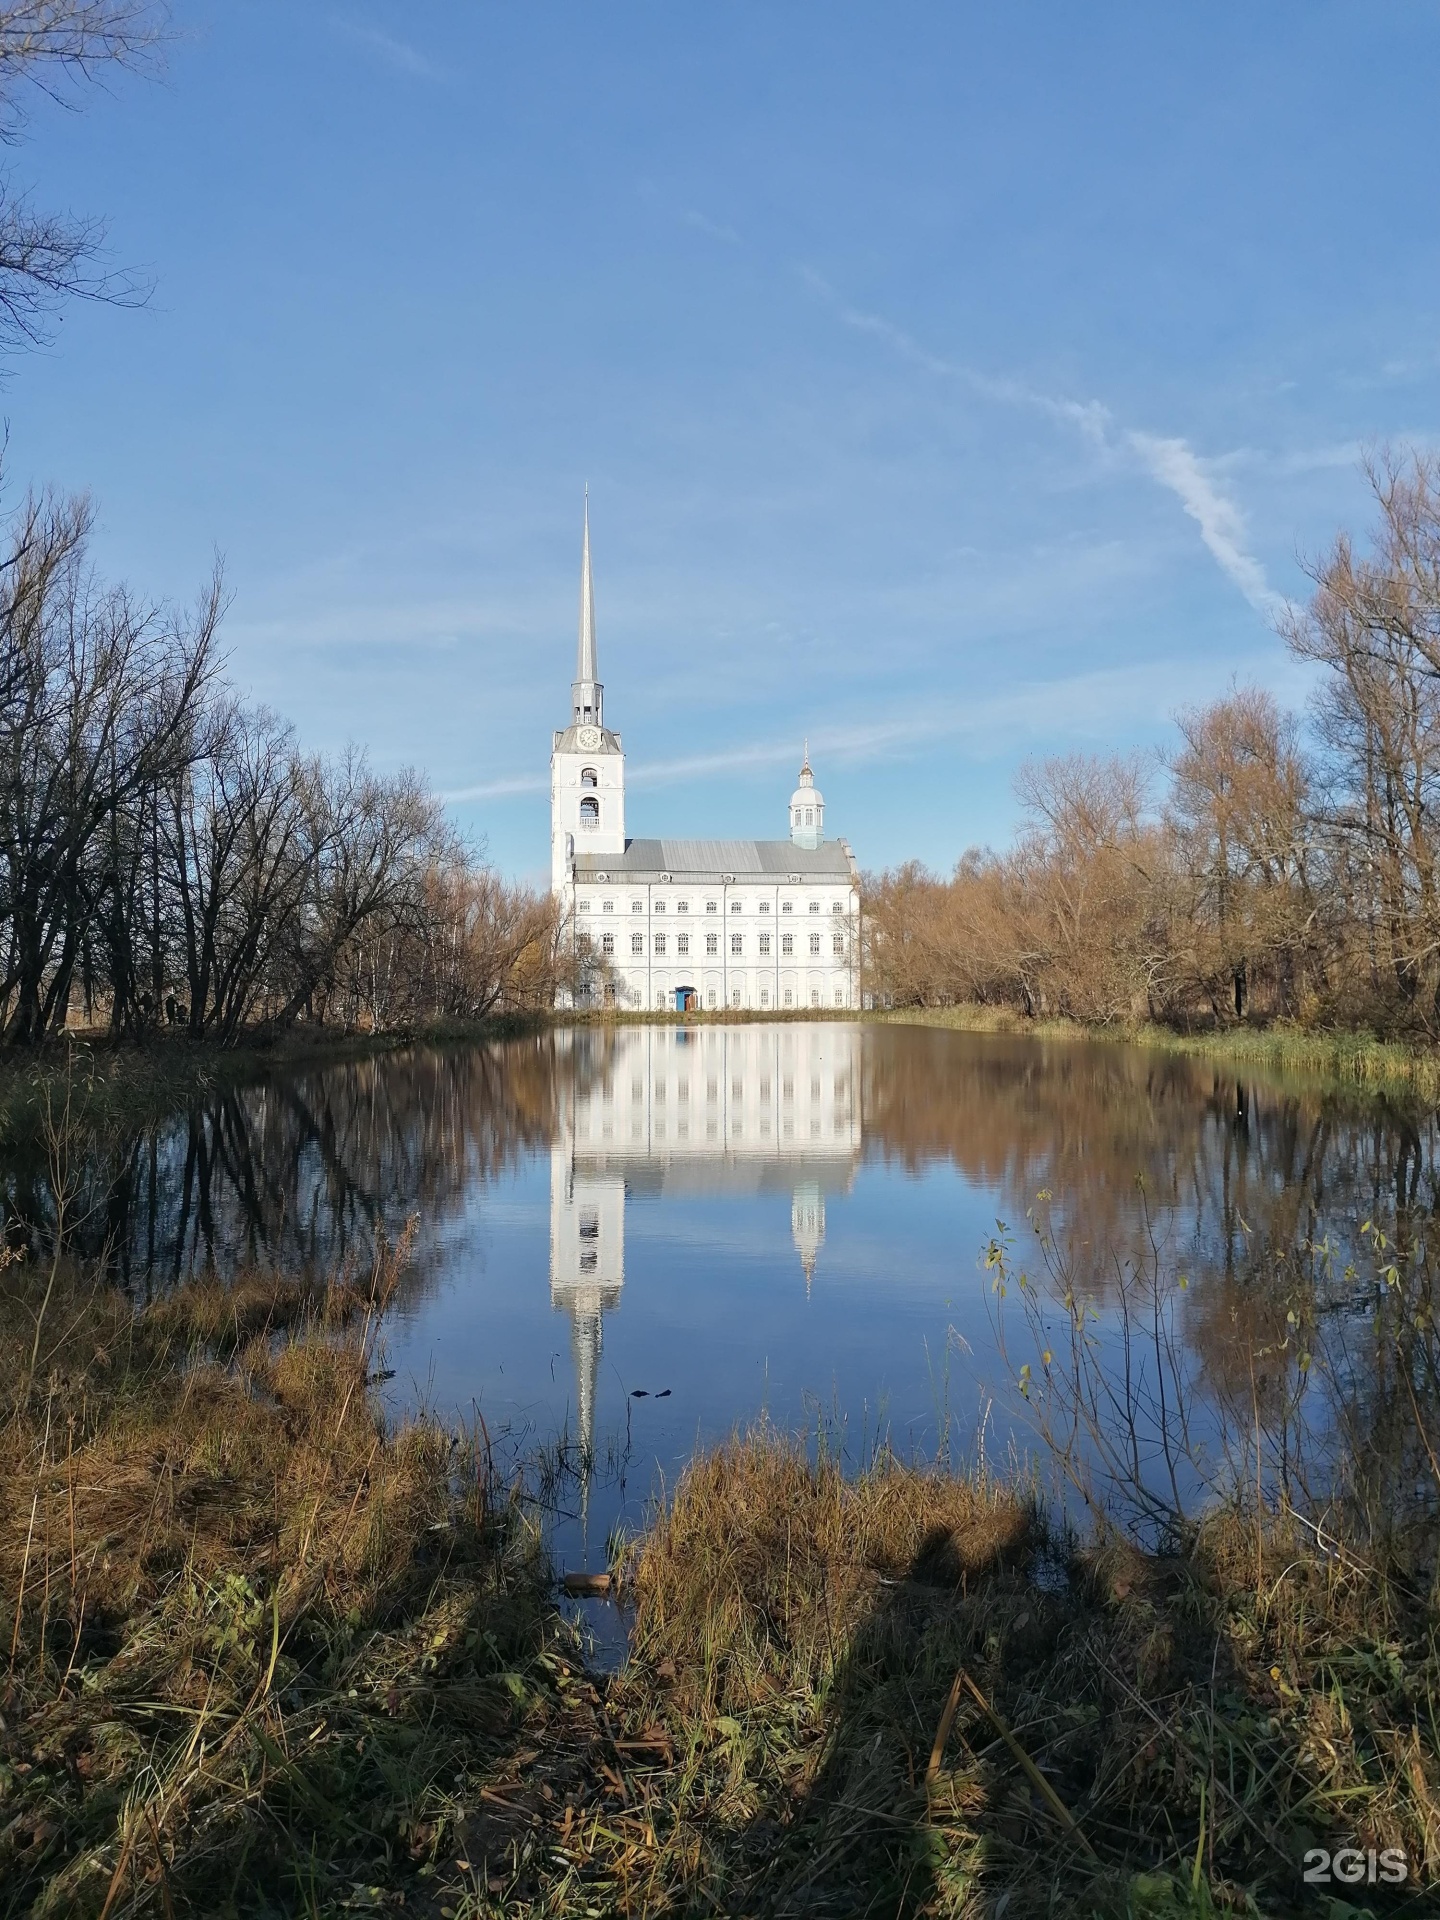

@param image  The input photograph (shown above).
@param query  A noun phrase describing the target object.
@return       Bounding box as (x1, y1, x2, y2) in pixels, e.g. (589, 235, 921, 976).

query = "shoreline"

(3, 1000, 1438, 1153)
(0, 1011, 551, 1148)
(568, 1001, 1440, 1097)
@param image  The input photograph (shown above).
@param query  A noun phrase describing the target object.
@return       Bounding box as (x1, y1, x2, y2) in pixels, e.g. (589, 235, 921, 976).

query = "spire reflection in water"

(549, 1022, 861, 1556)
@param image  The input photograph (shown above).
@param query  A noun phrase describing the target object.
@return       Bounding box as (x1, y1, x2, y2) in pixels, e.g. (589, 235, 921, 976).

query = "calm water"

(7, 1022, 1435, 1587)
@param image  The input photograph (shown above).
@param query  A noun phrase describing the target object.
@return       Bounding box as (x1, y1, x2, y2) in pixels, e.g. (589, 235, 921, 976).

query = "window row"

(629, 988, 848, 1009)
(609, 931, 847, 958)
(612, 1076, 848, 1103)
(579, 897, 852, 916)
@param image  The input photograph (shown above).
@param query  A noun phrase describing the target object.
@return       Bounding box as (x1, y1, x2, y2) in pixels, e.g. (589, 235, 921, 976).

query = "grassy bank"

(870, 1003, 1440, 1099)
(3, 1252, 1435, 1916)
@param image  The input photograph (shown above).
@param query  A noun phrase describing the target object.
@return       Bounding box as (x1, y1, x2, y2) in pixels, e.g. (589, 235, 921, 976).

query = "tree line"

(0, 491, 571, 1046)
(865, 452, 1440, 1035)
(0, 6, 573, 1049)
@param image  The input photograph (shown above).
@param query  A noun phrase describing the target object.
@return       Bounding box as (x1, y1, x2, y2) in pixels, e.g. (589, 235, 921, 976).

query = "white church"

(551, 504, 862, 1012)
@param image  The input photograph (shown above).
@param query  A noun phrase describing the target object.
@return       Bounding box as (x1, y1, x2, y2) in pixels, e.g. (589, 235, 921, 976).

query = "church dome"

(789, 745, 824, 849)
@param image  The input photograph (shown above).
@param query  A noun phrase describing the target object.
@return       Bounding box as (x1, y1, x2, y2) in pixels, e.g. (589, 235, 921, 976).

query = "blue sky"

(7, 2, 1439, 882)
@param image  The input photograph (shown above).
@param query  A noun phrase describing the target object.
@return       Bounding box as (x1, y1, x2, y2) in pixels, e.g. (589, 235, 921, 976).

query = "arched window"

(579, 796, 599, 828)
(581, 767, 599, 789)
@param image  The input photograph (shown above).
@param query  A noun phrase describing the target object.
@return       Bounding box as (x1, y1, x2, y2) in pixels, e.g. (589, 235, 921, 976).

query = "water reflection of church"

(549, 1023, 863, 1457)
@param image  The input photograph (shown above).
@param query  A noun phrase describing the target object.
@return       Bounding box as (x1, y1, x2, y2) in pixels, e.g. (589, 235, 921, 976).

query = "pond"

(6, 1021, 1437, 1604)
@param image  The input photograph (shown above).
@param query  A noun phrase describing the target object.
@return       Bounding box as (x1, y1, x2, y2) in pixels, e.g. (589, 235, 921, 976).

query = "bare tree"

(269, 749, 440, 1030)
(1167, 687, 1314, 1019)
(0, 2, 167, 354)
(1283, 451, 1440, 1027)
(164, 702, 313, 1042)
(0, 493, 218, 1043)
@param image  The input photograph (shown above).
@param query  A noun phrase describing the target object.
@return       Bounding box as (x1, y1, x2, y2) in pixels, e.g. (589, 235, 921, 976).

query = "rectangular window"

(706, 900, 718, 913)
(677, 932, 690, 956)
(654, 899, 665, 913)
(782, 901, 793, 913)
(730, 900, 742, 913)
(578, 899, 590, 912)
(602, 932, 614, 955)
(677, 900, 689, 913)
(759, 900, 770, 913)
(832, 934, 844, 956)
(631, 933, 643, 955)
(602, 900, 613, 912)
(782, 933, 794, 956)
(654, 933, 666, 955)
(809, 901, 821, 914)
(760, 988, 770, 1007)
(706, 989, 716, 1007)
(706, 932, 718, 955)
(631, 900, 643, 913)
(759, 932, 771, 956)
(783, 989, 793, 1007)
(809, 932, 821, 955)
(832, 901, 844, 913)
(731, 933, 743, 955)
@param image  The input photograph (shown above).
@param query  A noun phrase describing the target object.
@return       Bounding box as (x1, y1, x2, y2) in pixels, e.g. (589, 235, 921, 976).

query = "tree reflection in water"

(3, 1023, 1436, 1545)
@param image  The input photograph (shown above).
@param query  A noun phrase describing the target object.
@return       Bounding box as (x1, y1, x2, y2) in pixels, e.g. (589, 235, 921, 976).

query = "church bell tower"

(551, 494, 626, 893)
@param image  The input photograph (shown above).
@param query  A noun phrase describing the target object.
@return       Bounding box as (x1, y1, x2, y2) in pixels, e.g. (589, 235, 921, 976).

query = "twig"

(925, 1669, 965, 1784)
(958, 1669, 1098, 1860)
(596, 1699, 631, 1806)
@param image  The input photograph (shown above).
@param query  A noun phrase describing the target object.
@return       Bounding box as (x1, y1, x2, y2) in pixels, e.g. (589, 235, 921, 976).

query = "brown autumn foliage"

(867, 451, 1440, 1037)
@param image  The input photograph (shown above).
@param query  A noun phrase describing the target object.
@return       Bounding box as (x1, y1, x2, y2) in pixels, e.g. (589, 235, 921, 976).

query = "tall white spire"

(572, 490, 602, 726)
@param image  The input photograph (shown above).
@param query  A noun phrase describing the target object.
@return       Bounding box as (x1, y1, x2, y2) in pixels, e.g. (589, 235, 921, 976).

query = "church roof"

(574, 837, 855, 880)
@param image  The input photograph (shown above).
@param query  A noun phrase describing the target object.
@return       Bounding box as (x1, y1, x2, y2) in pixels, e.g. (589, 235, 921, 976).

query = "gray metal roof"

(574, 837, 855, 880)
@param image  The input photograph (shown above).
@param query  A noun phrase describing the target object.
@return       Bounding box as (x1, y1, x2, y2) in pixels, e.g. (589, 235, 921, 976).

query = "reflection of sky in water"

(382, 1023, 1187, 1574)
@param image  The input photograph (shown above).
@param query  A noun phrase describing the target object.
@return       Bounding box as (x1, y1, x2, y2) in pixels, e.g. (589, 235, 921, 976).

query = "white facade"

(551, 508, 861, 1011)
(549, 1023, 863, 1458)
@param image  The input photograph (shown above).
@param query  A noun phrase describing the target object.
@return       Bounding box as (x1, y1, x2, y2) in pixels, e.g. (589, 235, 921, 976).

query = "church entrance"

(675, 985, 698, 1012)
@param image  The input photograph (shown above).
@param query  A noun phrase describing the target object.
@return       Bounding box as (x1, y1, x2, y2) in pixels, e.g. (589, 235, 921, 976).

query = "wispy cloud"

(442, 653, 1276, 806)
(683, 208, 741, 245)
(444, 771, 550, 802)
(1126, 432, 1282, 613)
(804, 268, 1111, 443)
(805, 272, 1282, 612)
(330, 17, 442, 80)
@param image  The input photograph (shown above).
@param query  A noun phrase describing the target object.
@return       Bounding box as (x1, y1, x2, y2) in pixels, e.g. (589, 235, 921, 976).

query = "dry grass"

(3, 1265, 1436, 1916)
(531, 1435, 1437, 1919)
(0, 1242, 566, 1917)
